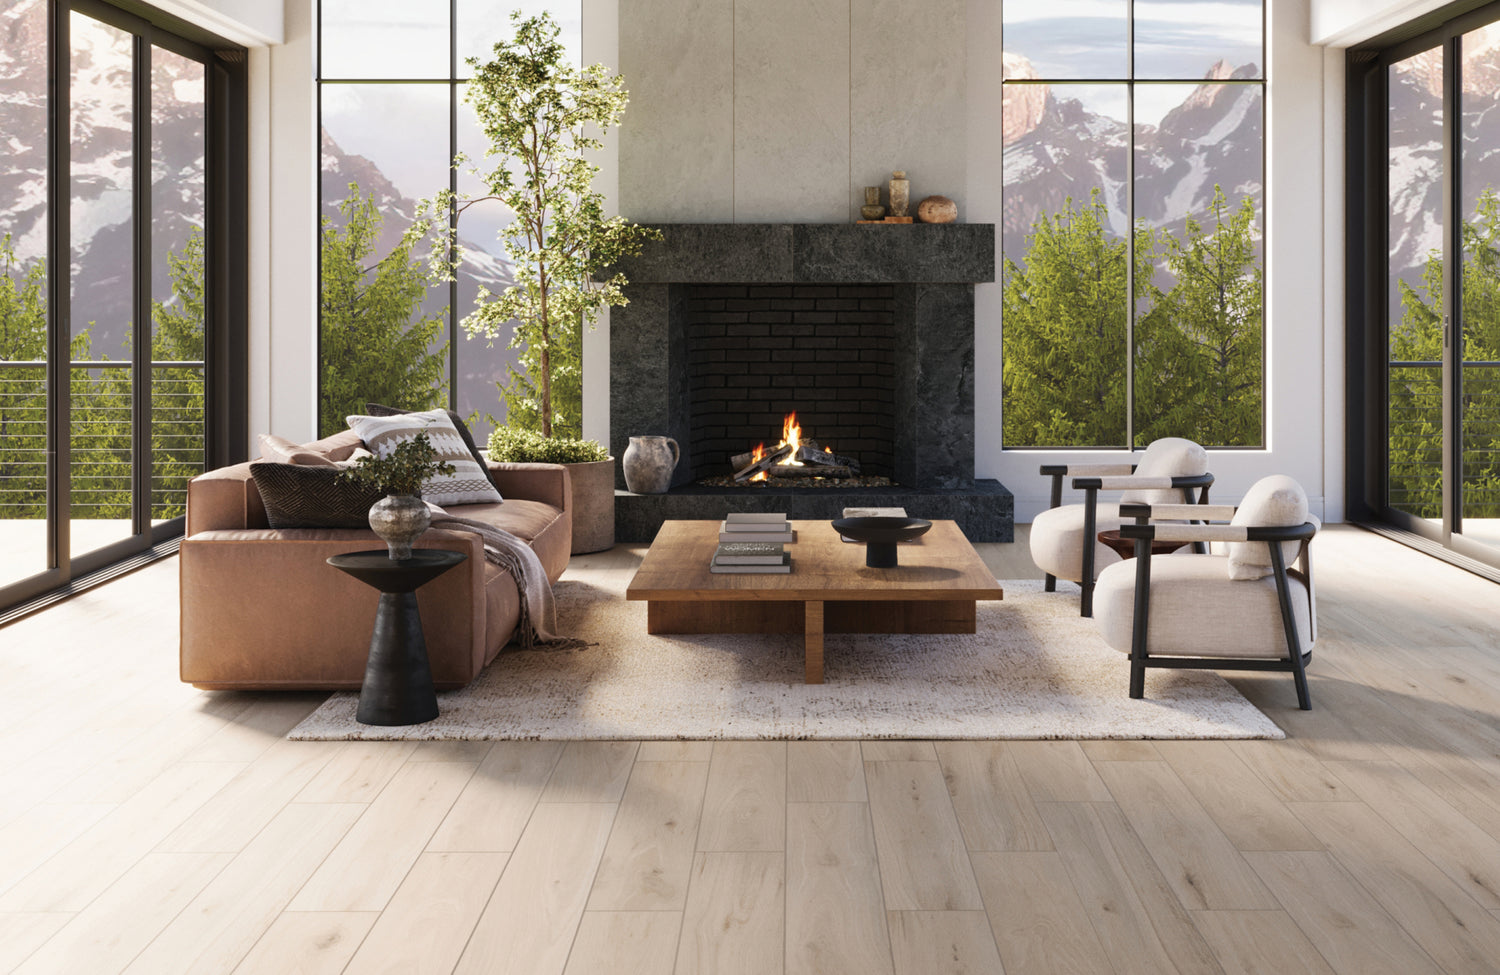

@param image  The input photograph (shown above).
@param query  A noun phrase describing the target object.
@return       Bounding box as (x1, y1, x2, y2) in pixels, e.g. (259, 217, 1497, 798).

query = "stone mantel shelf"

(610, 223, 995, 285)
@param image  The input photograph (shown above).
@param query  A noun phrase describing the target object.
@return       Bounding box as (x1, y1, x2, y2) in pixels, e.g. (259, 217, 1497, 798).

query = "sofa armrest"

(486, 461, 572, 514)
(185, 462, 265, 534)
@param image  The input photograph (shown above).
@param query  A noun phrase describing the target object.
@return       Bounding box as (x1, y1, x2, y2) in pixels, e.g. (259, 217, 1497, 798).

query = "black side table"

(328, 549, 467, 726)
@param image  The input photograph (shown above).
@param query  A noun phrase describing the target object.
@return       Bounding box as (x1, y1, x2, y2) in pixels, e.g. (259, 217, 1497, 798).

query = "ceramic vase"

(889, 170, 910, 218)
(622, 436, 679, 494)
(368, 493, 429, 560)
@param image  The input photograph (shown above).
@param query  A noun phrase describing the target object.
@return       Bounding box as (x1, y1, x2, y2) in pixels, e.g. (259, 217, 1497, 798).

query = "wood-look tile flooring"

(3, 525, 1500, 973)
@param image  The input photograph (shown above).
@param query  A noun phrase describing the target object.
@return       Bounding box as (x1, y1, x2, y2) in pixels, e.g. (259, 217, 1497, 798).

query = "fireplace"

(609, 224, 1013, 541)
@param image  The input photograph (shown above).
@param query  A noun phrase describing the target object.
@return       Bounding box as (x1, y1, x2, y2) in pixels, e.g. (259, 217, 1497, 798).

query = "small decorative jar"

(860, 186, 886, 221)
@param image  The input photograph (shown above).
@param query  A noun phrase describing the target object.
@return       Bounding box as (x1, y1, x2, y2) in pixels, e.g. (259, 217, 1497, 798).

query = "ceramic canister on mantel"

(888, 171, 911, 218)
(622, 435, 680, 494)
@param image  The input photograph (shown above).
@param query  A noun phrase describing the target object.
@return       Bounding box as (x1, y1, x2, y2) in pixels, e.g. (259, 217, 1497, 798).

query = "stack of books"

(712, 513, 793, 573)
(711, 540, 791, 574)
(718, 512, 795, 543)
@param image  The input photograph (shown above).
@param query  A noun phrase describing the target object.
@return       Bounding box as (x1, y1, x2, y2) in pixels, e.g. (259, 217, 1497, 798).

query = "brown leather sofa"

(178, 432, 572, 690)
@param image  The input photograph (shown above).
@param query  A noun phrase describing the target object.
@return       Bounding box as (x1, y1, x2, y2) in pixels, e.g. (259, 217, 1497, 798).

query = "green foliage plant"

(417, 11, 659, 439)
(320, 186, 449, 437)
(488, 425, 608, 464)
(339, 431, 456, 498)
(1001, 186, 1263, 449)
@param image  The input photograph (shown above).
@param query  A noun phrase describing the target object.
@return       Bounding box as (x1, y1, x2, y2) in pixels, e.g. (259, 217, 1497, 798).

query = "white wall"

(239, 0, 1346, 522)
(147, 0, 283, 46)
(603, 0, 1335, 523)
(1312, 0, 1454, 46)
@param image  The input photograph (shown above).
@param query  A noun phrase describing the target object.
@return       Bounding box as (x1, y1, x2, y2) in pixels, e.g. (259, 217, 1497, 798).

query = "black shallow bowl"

(831, 517, 932, 568)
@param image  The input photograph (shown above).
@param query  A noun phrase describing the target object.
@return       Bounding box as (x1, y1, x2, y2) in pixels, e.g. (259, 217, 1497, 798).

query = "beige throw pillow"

(257, 433, 336, 467)
(1227, 475, 1309, 581)
(1119, 437, 1209, 505)
(345, 409, 503, 506)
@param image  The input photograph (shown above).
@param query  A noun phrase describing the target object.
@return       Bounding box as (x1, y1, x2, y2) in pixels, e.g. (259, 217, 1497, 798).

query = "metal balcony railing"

(1388, 360, 1500, 518)
(0, 360, 206, 521)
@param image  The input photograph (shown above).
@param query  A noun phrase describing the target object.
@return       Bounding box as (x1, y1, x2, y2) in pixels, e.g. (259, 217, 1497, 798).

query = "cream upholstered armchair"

(1029, 437, 1214, 617)
(1092, 475, 1319, 710)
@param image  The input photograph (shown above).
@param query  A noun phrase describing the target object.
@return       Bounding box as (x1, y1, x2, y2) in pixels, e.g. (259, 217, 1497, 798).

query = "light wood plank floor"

(2, 525, 1500, 974)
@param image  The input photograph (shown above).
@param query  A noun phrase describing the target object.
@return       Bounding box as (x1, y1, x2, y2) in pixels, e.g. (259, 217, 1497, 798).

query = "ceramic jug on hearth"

(622, 436, 679, 494)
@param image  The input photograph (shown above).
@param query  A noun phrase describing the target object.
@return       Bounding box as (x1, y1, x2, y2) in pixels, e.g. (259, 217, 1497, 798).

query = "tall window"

(1000, 0, 1265, 448)
(316, 1, 580, 440)
(0, 0, 244, 611)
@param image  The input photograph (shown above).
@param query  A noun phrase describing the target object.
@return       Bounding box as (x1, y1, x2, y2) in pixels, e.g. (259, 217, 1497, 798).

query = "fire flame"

(779, 412, 804, 467)
(749, 443, 768, 482)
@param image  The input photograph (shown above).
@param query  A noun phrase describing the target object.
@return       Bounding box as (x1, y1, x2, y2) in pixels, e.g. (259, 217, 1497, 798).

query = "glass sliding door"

(1455, 21, 1500, 555)
(1385, 45, 1445, 530)
(0, 0, 52, 590)
(0, 0, 240, 614)
(68, 10, 137, 558)
(1358, 2, 1500, 569)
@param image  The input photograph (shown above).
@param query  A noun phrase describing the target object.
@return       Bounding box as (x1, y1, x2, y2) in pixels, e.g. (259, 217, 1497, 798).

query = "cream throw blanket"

(426, 503, 584, 651)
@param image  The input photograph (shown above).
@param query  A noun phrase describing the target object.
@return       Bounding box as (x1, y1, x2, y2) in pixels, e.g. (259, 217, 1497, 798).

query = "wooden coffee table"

(625, 519, 1004, 683)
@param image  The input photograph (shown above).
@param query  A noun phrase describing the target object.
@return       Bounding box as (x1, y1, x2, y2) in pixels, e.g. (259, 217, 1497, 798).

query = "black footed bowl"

(831, 517, 933, 568)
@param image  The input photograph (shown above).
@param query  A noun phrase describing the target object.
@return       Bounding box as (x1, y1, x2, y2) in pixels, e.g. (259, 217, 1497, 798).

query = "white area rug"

(288, 579, 1285, 741)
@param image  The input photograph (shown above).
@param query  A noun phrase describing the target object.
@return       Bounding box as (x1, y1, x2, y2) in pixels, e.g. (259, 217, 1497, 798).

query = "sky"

(1003, 0, 1262, 82)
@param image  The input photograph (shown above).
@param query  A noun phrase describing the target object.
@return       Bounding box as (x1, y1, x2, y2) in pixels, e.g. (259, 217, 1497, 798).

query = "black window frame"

(1345, 0, 1500, 571)
(0, 0, 247, 613)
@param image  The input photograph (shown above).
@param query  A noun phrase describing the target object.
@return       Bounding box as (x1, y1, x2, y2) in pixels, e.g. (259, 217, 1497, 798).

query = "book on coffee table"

(713, 542, 787, 565)
(710, 556, 792, 574)
(722, 513, 792, 535)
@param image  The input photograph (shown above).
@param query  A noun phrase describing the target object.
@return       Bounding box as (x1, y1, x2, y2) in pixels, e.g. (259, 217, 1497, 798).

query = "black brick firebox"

(686, 283, 897, 480)
(608, 224, 1013, 542)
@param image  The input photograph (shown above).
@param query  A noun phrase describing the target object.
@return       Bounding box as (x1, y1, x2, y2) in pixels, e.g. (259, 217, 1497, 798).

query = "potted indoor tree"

(415, 10, 659, 555)
(340, 432, 456, 560)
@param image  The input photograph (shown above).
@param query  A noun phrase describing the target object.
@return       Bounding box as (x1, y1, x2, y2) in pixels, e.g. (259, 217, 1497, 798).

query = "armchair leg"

(1045, 573, 1057, 593)
(1128, 546, 1152, 699)
(1081, 487, 1098, 617)
(1270, 543, 1313, 710)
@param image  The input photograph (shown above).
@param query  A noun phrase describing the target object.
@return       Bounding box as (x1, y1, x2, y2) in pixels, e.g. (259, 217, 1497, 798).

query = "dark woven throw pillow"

(366, 402, 487, 473)
(249, 462, 384, 529)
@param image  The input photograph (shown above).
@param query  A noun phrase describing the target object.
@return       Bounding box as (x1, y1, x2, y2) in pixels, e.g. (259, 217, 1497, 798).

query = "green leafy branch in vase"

(339, 432, 455, 498)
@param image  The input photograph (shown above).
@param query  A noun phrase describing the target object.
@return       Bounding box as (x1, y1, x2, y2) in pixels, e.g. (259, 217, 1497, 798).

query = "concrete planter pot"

(565, 458, 616, 554)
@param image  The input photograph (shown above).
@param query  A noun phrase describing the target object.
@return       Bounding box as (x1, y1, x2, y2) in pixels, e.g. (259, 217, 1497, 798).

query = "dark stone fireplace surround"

(609, 223, 1014, 542)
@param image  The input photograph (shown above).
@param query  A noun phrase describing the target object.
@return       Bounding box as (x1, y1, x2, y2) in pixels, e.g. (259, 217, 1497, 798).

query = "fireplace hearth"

(609, 224, 1012, 542)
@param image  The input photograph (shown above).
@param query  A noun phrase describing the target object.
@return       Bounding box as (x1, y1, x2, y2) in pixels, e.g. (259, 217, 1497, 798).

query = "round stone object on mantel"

(917, 195, 958, 224)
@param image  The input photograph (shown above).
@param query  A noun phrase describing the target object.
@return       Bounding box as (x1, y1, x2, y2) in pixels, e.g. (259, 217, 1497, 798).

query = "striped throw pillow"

(346, 408, 503, 507)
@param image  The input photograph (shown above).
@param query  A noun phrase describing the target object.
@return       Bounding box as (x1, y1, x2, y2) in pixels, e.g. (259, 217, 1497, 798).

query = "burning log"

(732, 443, 793, 481)
(794, 445, 861, 474)
(769, 463, 853, 479)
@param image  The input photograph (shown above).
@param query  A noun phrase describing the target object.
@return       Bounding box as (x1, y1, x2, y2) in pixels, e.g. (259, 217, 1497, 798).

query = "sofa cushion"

(249, 462, 384, 529)
(1029, 502, 1125, 583)
(1095, 554, 1313, 658)
(366, 402, 488, 474)
(1228, 475, 1309, 581)
(347, 408, 504, 507)
(1120, 438, 1210, 504)
(258, 433, 336, 467)
(303, 428, 365, 462)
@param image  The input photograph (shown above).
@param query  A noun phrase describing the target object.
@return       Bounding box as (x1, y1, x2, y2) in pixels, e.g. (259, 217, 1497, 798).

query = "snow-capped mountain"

(1001, 54, 1264, 269)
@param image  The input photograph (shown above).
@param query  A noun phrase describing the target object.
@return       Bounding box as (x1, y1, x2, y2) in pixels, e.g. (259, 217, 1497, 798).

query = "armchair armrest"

(1120, 502, 1239, 521)
(486, 461, 572, 513)
(1039, 463, 1135, 476)
(1120, 521, 1318, 544)
(1072, 472, 1215, 492)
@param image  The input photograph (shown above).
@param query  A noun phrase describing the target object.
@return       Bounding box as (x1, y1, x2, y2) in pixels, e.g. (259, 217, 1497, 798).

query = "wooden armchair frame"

(1117, 501, 1318, 710)
(1037, 465, 1215, 617)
